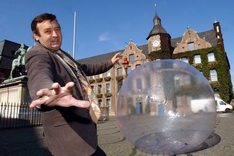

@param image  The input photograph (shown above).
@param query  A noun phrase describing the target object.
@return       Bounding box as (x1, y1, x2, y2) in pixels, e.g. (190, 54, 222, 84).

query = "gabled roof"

(170, 29, 217, 48)
(146, 15, 168, 40)
(78, 29, 217, 64)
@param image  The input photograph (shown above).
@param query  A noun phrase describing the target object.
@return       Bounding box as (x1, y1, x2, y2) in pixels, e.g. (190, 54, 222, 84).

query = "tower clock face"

(152, 39, 160, 47)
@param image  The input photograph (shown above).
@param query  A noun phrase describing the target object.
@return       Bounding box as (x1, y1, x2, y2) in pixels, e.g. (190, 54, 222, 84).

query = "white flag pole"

(72, 11, 77, 59)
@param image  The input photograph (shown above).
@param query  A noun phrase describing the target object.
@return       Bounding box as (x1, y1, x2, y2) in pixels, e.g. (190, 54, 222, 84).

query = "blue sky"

(1, 0, 234, 86)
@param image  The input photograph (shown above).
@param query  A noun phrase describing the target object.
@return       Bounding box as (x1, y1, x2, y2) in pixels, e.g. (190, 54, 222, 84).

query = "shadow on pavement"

(0, 118, 51, 156)
(187, 132, 221, 154)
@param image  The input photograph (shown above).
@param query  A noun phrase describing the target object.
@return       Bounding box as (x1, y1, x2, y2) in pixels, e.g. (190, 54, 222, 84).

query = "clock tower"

(146, 13, 172, 59)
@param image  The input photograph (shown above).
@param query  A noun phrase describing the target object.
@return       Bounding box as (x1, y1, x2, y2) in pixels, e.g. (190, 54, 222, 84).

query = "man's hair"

(31, 13, 57, 36)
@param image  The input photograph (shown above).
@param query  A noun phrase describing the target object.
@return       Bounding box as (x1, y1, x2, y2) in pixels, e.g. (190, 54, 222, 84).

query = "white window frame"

(208, 53, 215, 62)
(210, 69, 218, 82)
(194, 55, 201, 64)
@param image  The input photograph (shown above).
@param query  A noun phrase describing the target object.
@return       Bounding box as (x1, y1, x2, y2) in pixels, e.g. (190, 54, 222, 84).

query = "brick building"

(79, 13, 232, 116)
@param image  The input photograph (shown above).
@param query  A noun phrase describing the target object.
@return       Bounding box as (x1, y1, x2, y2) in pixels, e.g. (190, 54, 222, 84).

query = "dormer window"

(129, 54, 134, 62)
(188, 42, 194, 51)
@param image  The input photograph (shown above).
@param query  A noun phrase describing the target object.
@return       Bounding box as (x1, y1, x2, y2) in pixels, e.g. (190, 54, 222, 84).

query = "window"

(136, 78, 142, 90)
(106, 99, 111, 107)
(90, 75, 95, 80)
(106, 70, 111, 77)
(194, 55, 201, 64)
(188, 42, 194, 51)
(106, 83, 110, 93)
(98, 74, 102, 78)
(184, 75, 191, 85)
(216, 26, 220, 32)
(208, 53, 215, 62)
(181, 57, 188, 63)
(117, 80, 123, 92)
(117, 68, 122, 76)
(91, 85, 94, 91)
(176, 96, 182, 106)
(210, 70, 218, 82)
(220, 101, 226, 105)
(98, 99, 102, 107)
(129, 54, 134, 62)
(174, 75, 180, 87)
(127, 66, 132, 75)
(98, 84, 102, 93)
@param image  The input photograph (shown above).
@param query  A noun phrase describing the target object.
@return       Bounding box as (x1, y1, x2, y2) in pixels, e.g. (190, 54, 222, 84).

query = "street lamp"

(122, 57, 129, 76)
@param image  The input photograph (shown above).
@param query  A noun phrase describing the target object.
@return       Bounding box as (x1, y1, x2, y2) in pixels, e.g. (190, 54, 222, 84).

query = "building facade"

(79, 13, 232, 116)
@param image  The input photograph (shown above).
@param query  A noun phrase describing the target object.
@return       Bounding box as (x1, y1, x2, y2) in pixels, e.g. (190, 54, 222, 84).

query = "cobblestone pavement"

(0, 112, 234, 156)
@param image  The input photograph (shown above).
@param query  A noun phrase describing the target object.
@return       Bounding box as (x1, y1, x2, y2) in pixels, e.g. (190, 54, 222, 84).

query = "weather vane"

(154, 3, 157, 15)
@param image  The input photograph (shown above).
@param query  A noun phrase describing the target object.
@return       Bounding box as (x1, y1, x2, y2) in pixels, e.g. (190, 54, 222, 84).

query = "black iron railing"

(0, 103, 110, 129)
(0, 103, 42, 129)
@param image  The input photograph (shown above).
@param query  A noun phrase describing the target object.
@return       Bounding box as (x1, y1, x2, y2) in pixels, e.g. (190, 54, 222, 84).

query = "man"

(25, 13, 121, 156)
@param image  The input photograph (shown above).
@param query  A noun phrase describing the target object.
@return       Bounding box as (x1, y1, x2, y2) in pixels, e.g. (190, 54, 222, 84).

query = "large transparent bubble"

(117, 60, 216, 155)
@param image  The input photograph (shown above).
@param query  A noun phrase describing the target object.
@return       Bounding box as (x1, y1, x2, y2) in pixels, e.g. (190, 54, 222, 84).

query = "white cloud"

(97, 31, 124, 51)
(98, 32, 111, 42)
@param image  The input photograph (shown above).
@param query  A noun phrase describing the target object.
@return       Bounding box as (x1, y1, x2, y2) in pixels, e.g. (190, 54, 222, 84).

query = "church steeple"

(146, 14, 167, 40)
(147, 4, 171, 58)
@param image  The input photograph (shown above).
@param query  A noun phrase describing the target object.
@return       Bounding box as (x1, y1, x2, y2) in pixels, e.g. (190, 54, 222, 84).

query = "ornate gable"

(121, 40, 146, 62)
(173, 27, 212, 54)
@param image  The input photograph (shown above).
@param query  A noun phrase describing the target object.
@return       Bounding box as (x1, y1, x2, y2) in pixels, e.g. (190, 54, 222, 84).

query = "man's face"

(33, 20, 62, 51)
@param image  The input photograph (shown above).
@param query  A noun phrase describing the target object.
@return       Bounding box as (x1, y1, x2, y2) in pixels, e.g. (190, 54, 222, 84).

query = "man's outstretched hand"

(30, 82, 90, 109)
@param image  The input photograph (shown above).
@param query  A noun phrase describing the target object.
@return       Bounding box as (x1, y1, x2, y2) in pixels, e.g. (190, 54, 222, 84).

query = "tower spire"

(154, 3, 157, 15)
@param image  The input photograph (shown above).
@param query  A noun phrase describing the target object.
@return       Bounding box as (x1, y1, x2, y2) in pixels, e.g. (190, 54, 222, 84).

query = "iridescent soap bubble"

(117, 60, 216, 155)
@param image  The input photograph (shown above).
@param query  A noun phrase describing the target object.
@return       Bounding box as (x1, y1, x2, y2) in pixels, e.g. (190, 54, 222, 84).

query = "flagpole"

(72, 11, 77, 59)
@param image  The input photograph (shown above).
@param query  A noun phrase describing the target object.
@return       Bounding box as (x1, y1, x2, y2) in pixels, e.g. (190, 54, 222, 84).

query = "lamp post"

(122, 57, 129, 77)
